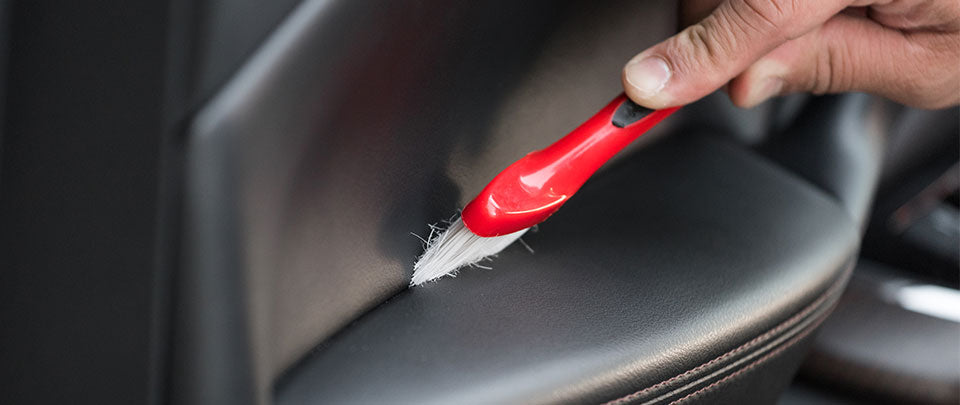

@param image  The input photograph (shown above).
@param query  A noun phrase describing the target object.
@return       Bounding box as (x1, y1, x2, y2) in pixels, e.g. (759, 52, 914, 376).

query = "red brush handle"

(462, 94, 679, 236)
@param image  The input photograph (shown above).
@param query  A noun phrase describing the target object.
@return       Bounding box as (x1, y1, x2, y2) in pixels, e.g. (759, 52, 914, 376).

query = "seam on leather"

(642, 286, 841, 405)
(668, 306, 831, 404)
(602, 279, 845, 405)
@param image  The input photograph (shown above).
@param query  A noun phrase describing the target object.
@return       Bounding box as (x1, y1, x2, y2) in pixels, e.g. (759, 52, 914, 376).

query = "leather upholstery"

(174, 0, 678, 402)
(274, 135, 859, 404)
(174, 0, 889, 403)
(0, 0, 905, 402)
(758, 94, 892, 227)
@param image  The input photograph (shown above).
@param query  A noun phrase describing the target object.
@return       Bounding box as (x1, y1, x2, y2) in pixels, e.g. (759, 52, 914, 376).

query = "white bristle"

(410, 217, 529, 286)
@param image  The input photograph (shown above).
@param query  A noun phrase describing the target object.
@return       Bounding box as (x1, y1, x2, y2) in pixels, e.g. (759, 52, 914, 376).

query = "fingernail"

(749, 77, 785, 107)
(625, 57, 671, 96)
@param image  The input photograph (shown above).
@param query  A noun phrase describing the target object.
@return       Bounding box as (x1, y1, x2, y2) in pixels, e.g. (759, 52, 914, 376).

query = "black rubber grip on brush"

(611, 98, 654, 128)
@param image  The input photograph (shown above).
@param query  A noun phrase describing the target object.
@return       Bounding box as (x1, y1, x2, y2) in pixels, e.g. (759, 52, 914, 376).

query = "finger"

(679, 0, 723, 28)
(868, 0, 960, 31)
(728, 13, 960, 109)
(622, 0, 851, 108)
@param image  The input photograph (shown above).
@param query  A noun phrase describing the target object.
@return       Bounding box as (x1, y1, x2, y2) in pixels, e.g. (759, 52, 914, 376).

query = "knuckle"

(731, 0, 792, 38)
(682, 13, 741, 64)
(811, 42, 854, 95)
(735, 0, 778, 30)
(684, 0, 791, 62)
(668, 23, 720, 75)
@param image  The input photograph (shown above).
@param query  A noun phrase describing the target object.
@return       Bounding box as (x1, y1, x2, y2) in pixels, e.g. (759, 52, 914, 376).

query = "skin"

(622, 0, 960, 109)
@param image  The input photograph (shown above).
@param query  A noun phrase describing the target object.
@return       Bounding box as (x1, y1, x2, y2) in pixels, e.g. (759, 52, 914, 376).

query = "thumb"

(622, 0, 848, 108)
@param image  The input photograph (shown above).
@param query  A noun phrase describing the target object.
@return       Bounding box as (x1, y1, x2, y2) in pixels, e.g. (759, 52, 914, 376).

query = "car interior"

(0, 0, 957, 404)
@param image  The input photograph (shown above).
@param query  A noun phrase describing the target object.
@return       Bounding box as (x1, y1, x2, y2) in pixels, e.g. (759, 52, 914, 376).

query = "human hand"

(622, 0, 960, 109)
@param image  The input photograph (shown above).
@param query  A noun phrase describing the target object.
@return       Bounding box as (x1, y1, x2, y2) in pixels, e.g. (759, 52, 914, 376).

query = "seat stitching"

(668, 308, 831, 404)
(602, 279, 845, 405)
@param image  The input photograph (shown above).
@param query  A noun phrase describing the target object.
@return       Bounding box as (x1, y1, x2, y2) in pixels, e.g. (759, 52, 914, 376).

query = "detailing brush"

(411, 94, 679, 286)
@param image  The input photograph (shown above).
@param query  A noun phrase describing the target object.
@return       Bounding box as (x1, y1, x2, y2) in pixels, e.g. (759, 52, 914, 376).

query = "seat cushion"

(274, 135, 858, 404)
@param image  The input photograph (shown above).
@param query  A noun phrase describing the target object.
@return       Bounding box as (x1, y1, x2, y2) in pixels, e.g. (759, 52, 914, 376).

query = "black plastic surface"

(802, 261, 960, 404)
(0, 1, 168, 404)
(164, 0, 304, 122)
(611, 98, 654, 128)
